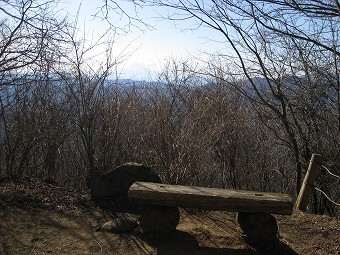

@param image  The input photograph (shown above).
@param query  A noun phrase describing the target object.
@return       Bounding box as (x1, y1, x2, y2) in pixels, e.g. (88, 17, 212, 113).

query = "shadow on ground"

(136, 229, 299, 255)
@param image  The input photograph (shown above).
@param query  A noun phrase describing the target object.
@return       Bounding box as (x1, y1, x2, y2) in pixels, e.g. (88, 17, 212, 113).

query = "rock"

(98, 214, 138, 233)
(139, 206, 180, 233)
(237, 212, 278, 243)
(90, 163, 162, 204)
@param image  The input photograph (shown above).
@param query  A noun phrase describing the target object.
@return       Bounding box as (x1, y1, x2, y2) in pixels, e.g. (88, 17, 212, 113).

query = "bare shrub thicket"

(0, 54, 295, 195)
(1, 54, 339, 216)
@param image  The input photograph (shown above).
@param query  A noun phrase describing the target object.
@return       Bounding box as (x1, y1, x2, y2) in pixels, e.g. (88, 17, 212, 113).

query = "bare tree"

(0, 0, 70, 178)
(53, 18, 129, 186)
(0, 0, 68, 75)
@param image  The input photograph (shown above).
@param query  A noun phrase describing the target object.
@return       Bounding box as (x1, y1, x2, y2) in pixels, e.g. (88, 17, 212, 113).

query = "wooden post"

(295, 153, 322, 211)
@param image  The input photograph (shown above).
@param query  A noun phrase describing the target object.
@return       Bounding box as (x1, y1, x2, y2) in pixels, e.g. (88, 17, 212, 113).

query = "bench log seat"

(129, 182, 293, 215)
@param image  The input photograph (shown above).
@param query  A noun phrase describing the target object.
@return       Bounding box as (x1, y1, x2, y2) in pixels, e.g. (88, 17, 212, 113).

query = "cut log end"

(237, 212, 279, 243)
(139, 206, 180, 233)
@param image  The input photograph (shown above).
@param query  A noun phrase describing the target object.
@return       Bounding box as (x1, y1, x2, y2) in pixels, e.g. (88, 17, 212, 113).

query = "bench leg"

(139, 206, 180, 233)
(237, 212, 278, 243)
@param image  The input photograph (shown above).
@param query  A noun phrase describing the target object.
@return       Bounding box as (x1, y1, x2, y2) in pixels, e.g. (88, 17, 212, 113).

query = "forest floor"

(0, 179, 339, 255)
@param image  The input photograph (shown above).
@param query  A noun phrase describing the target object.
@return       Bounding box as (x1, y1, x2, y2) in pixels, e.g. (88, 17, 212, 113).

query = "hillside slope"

(0, 179, 339, 255)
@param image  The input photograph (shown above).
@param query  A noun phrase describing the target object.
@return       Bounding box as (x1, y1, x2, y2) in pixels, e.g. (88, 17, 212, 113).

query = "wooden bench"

(128, 182, 293, 242)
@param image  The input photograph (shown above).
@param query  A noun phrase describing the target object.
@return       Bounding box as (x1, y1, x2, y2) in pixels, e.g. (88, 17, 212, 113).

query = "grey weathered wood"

(295, 153, 322, 211)
(129, 182, 293, 215)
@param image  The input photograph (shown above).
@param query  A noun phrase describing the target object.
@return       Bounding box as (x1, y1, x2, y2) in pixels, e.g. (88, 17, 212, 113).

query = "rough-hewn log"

(129, 182, 293, 215)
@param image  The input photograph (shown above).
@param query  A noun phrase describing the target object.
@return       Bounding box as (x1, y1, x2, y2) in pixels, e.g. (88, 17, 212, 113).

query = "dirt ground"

(0, 179, 339, 255)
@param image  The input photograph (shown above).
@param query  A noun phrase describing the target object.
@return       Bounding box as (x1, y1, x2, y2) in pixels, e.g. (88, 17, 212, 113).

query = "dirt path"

(0, 207, 276, 255)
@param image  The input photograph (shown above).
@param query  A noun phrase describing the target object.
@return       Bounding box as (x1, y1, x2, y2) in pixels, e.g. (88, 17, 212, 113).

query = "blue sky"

(60, 0, 228, 79)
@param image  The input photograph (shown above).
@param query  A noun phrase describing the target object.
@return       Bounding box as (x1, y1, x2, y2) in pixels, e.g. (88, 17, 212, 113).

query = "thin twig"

(30, 247, 35, 255)
(93, 238, 103, 253)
